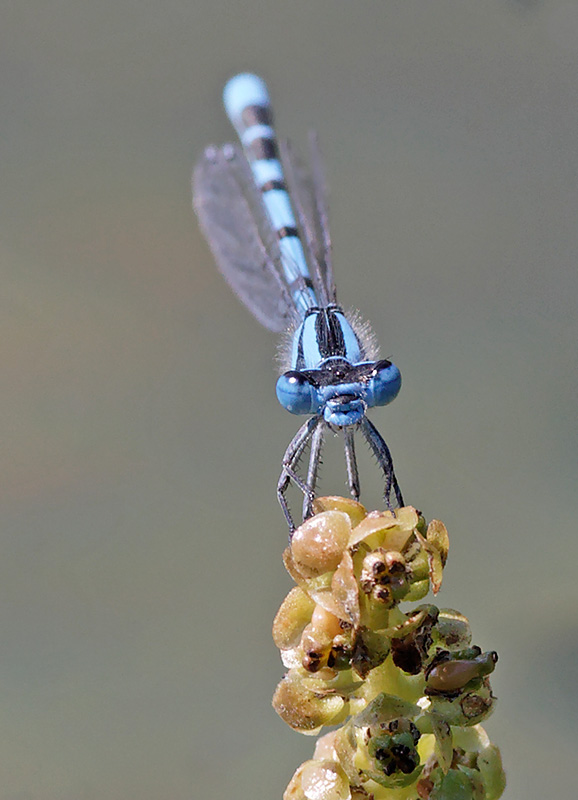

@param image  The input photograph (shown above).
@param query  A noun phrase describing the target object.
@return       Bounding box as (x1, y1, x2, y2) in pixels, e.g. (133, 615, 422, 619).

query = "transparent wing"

(281, 133, 337, 306)
(193, 144, 298, 333)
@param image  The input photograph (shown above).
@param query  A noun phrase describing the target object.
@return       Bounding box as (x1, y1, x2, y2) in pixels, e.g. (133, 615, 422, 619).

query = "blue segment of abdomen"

(223, 73, 318, 316)
(223, 73, 270, 123)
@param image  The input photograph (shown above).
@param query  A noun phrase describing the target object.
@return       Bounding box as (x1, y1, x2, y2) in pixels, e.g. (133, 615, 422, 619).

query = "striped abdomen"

(223, 73, 317, 315)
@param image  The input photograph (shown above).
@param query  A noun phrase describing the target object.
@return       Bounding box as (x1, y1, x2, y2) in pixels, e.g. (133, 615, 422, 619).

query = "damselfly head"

(276, 357, 401, 424)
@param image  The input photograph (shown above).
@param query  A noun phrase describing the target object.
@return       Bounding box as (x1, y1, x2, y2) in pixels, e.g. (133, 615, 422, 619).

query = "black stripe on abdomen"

(261, 179, 286, 192)
(278, 226, 299, 239)
(249, 137, 278, 161)
(241, 104, 272, 128)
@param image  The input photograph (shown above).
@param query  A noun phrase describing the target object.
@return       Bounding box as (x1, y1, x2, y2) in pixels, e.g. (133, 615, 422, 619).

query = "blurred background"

(1, 1, 577, 798)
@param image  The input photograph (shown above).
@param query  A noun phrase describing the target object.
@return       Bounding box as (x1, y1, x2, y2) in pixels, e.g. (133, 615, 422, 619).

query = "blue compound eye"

(365, 359, 402, 408)
(276, 371, 320, 415)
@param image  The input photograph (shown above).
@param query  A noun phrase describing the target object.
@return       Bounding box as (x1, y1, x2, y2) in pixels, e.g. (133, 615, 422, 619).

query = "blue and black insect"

(193, 73, 403, 531)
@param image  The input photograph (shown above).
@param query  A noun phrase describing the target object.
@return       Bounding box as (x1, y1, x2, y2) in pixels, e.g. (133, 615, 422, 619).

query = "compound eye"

(276, 371, 320, 415)
(366, 360, 402, 408)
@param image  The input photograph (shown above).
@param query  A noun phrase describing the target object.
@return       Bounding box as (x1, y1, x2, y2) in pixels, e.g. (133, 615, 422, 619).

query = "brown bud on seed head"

(311, 605, 343, 639)
(301, 624, 332, 673)
(291, 511, 351, 578)
(360, 550, 388, 592)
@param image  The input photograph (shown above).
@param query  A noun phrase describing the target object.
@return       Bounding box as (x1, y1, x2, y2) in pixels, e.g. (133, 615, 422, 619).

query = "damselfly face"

(276, 357, 401, 427)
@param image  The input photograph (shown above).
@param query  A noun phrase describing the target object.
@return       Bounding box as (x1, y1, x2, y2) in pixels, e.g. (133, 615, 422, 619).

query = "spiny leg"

(360, 418, 404, 510)
(342, 426, 360, 501)
(302, 420, 325, 522)
(278, 416, 323, 532)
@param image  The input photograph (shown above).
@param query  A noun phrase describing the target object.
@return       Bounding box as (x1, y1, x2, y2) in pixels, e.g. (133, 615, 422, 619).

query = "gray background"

(1, 1, 577, 798)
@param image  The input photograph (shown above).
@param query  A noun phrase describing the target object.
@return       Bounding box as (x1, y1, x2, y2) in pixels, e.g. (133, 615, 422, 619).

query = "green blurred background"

(1, 1, 577, 798)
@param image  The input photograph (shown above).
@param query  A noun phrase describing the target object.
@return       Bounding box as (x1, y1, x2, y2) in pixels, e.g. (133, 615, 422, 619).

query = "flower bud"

(291, 511, 351, 578)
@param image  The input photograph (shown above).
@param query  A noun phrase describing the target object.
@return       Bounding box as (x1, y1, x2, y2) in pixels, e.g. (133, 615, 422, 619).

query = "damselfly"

(193, 74, 404, 531)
